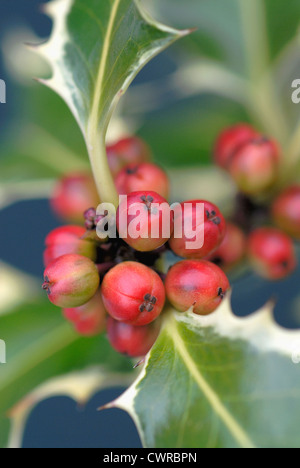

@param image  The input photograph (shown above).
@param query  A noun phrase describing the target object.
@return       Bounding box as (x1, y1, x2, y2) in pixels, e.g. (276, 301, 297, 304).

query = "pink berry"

(206, 222, 247, 271)
(107, 136, 151, 177)
(51, 173, 100, 223)
(229, 137, 280, 195)
(42, 254, 100, 308)
(101, 262, 165, 326)
(44, 225, 96, 267)
(115, 163, 170, 199)
(272, 185, 300, 240)
(107, 317, 160, 357)
(214, 124, 258, 169)
(248, 227, 297, 280)
(169, 200, 226, 259)
(117, 191, 173, 252)
(165, 260, 230, 315)
(63, 291, 106, 336)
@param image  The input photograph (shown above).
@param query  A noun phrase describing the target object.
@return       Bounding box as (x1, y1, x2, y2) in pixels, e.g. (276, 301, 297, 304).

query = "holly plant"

(1, 0, 300, 449)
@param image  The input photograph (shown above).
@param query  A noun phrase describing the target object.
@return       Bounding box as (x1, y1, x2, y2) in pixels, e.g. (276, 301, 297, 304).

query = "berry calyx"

(44, 225, 97, 267)
(169, 200, 226, 259)
(248, 227, 297, 280)
(206, 222, 247, 271)
(101, 262, 165, 326)
(272, 185, 300, 240)
(115, 162, 170, 199)
(51, 173, 100, 223)
(63, 291, 106, 336)
(165, 260, 230, 315)
(117, 191, 173, 252)
(214, 124, 258, 169)
(43, 254, 100, 308)
(229, 137, 280, 195)
(107, 317, 160, 357)
(107, 136, 151, 177)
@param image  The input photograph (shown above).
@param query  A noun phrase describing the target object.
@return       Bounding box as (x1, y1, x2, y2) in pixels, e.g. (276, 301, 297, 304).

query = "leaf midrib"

(88, 0, 122, 134)
(167, 315, 257, 449)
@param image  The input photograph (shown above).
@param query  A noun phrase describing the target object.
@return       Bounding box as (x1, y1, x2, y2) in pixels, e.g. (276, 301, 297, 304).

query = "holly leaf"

(0, 298, 132, 448)
(112, 297, 300, 448)
(8, 367, 133, 448)
(36, 0, 188, 203)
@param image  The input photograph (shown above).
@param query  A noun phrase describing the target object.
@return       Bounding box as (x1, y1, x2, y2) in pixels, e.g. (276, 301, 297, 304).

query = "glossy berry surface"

(51, 173, 100, 223)
(107, 317, 160, 357)
(165, 260, 230, 315)
(63, 291, 106, 336)
(248, 227, 297, 280)
(272, 185, 300, 240)
(229, 137, 280, 195)
(107, 136, 151, 177)
(43, 254, 100, 308)
(44, 225, 96, 267)
(115, 162, 170, 199)
(206, 222, 246, 271)
(101, 262, 165, 326)
(117, 191, 173, 252)
(169, 200, 226, 259)
(214, 124, 258, 169)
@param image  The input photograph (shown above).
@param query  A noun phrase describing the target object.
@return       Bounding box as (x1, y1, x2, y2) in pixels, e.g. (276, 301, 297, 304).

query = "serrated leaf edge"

(112, 296, 300, 448)
(7, 367, 133, 448)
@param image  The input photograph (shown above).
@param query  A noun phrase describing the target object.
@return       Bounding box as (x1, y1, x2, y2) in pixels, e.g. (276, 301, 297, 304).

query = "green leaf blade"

(39, 0, 185, 134)
(38, 0, 187, 203)
(115, 301, 300, 448)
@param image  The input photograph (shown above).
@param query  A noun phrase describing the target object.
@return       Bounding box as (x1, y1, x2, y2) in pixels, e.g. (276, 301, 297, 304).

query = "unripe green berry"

(43, 254, 100, 308)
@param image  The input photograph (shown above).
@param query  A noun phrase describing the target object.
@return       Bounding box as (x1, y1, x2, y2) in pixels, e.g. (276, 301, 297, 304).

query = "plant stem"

(87, 132, 119, 207)
(238, 0, 288, 144)
(286, 118, 300, 169)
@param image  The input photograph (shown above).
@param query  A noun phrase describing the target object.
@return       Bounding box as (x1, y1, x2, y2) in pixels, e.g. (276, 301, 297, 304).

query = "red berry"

(229, 137, 280, 195)
(169, 200, 226, 259)
(272, 185, 300, 240)
(42, 254, 100, 308)
(44, 225, 96, 267)
(165, 260, 230, 315)
(117, 191, 173, 252)
(107, 317, 160, 357)
(51, 173, 100, 223)
(115, 163, 170, 199)
(206, 222, 247, 271)
(214, 124, 258, 169)
(101, 262, 165, 326)
(63, 291, 106, 336)
(107, 136, 151, 177)
(248, 227, 297, 280)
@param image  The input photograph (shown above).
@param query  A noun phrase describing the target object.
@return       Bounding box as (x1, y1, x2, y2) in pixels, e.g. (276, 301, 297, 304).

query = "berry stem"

(86, 134, 119, 207)
(284, 121, 300, 177)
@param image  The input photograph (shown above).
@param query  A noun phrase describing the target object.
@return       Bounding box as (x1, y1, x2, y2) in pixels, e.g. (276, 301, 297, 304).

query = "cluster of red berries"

(43, 128, 299, 358)
(214, 124, 299, 280)
(44, 136, 231, 358)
